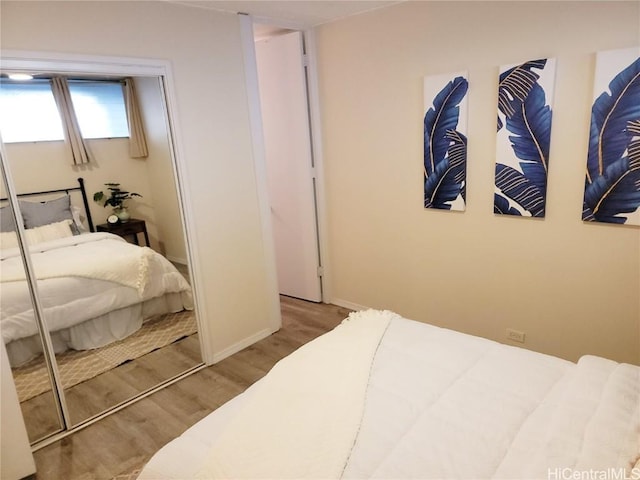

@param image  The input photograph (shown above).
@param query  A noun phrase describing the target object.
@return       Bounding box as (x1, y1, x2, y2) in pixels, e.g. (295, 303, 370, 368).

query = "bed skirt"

(6, 291, 193, 367)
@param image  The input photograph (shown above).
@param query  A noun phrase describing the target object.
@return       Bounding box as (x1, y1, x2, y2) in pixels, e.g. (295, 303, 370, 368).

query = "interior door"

(255, 31, 322, 302)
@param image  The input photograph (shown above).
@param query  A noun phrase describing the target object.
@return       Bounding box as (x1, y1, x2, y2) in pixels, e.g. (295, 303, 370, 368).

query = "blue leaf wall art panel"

(423, 72, 469, 211)
(582, 46, 640, 226)
(494, 58, 556, 218)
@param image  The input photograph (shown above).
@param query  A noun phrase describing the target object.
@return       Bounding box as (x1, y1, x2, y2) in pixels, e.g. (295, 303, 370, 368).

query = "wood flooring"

(19, 318, 201, 442)
(30, 297, 352, 480)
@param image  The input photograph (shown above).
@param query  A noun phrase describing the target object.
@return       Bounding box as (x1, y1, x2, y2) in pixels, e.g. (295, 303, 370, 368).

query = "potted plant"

(93, 183, 142, 223)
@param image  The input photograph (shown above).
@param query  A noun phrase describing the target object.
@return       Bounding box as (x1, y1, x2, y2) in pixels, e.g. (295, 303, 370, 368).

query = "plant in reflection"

(93, 183, 142, 222)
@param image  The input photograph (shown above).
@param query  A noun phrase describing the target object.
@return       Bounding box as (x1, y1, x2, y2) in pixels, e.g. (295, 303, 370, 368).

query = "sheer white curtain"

(50, 77, 92, 165)
(123, 78, 148, 158)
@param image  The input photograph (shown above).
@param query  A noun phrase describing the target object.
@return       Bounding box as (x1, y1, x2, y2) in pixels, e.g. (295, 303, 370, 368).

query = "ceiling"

(171, 1, 401, 28)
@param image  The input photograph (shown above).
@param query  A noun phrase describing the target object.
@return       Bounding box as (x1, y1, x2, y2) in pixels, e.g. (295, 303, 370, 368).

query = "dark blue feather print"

(446, 130, 467, 203)
(424, 130, 468, 208)
(497, 59, 547, 131)
(505, 83, 552, 195)
(583, 139, 640, 223)
(424, 76, 468, 209)
(424, 77, 468, 176)
(583, 57, 640, 223)
(494, 193, 521, 215)
(495, 164, 545, 217)
(494, 59, 553, 217)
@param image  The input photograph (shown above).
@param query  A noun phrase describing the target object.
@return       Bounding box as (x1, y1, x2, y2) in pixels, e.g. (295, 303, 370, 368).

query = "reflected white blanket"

(1, 233, 192, 345)
(1, 232, 152, 295)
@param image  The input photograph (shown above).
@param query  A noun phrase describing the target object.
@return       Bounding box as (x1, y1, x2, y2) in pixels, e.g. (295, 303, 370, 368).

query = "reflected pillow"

(0, 230, 18, 249)
(19, 196, 79, 234)
(0, 219, 74, 249)
(0, 206, 17, 232)
(25, 219, 74, 244)
(71, 205, 88, 232)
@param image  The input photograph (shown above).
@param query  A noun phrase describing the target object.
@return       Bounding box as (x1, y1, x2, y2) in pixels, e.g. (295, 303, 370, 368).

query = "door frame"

(238, 14, 331, 303)
(0, 49, 209, 357)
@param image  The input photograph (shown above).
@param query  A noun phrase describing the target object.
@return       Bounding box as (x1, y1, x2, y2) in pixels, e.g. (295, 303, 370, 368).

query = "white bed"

(1, 231, 192, 367)
(138, 309, 640, 480)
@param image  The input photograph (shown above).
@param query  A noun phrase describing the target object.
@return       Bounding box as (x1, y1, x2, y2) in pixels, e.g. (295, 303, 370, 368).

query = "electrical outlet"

(506, 328, 526, 343)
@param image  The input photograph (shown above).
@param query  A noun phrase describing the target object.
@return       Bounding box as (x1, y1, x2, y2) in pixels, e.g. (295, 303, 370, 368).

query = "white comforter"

(344, 315, 640, 478)
(1, 232, 192, 345)
(196, 310, 394, 479)
(138, 311, 640, 480)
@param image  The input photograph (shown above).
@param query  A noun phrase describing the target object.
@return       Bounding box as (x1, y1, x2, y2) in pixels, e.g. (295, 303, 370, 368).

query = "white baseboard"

(206, 299, 368, 365)
(209, 327, 277, 365)
(329, 298, 371, 312)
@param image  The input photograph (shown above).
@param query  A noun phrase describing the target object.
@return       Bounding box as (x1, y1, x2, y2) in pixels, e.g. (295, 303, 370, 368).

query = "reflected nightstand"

(96, 218, 150, 247)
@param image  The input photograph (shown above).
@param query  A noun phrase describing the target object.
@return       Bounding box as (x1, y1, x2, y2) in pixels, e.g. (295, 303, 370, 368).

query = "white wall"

(316, 1, 640, 364)
(1, 1, 281, 362)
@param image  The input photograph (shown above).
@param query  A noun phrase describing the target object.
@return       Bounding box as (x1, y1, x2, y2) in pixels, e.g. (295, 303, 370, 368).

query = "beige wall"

(135, 76, 187, 263)
(3, 77, 188, 262)
(4, 138, 161, 241)
(1, 1, 281, 361)
(316, 1, 640, 364)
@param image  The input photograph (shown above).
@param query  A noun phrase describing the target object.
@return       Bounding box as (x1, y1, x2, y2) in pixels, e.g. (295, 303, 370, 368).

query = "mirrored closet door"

(0, 66, 203, 446)
(0, 157, 65, 442)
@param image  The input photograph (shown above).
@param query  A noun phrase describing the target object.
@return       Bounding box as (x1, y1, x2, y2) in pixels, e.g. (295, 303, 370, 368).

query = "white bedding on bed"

(1, 232, 154, 294)
(195, 309, 394, 479)
(343, 316, 640, 478)
(1, 232, 193, 365)
(138, 311, 640, 480)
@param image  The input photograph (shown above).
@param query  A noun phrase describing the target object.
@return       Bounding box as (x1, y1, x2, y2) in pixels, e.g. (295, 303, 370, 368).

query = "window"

(0, 81, 64, 143)
(68, 81, 129, 139)
(0, 78, 129, 143)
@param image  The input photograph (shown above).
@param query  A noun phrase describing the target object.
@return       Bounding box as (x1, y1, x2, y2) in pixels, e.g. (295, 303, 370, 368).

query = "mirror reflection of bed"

(0, 74, 202, 444)
(0, 173, 64, 441)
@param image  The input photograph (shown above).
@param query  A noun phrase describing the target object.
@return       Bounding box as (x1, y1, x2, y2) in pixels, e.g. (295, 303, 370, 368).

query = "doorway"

(253, 25, 323, 303)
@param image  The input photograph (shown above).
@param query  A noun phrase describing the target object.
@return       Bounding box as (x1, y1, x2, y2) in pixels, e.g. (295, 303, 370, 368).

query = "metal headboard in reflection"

(0, 177, 95, 232)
